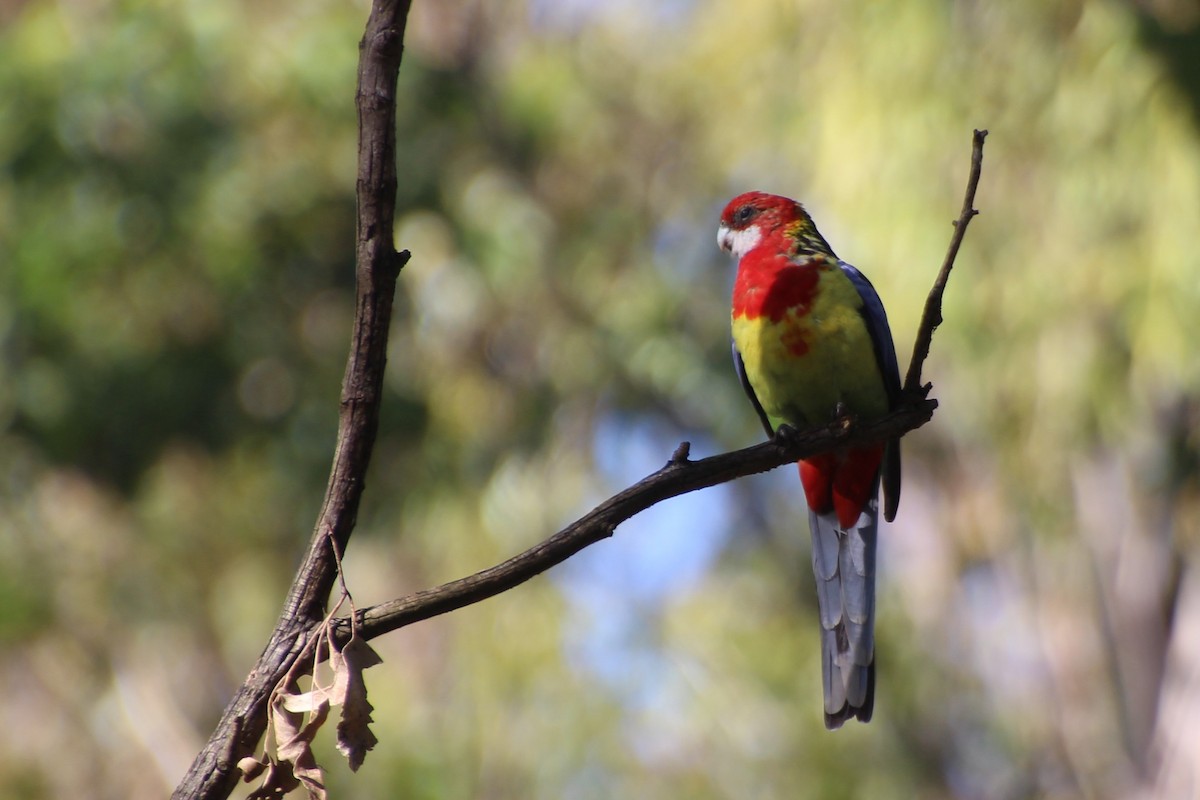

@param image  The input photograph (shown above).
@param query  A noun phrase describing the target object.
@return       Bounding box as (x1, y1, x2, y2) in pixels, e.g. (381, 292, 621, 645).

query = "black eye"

(733, 204, 757, 226)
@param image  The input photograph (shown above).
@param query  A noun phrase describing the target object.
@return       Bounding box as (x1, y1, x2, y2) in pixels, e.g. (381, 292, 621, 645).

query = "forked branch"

(172, 1, 413, 798)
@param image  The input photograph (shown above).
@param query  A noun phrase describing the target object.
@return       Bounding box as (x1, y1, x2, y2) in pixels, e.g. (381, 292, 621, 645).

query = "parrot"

(717, 191, 901, 729)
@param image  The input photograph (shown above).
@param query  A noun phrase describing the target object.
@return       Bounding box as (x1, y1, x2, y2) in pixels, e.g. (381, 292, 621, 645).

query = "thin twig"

(327, 530, 359, 638)
(904, 129, 987, 393)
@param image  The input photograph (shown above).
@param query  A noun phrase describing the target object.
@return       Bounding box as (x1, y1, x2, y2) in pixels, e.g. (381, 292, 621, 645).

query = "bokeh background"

(3, 0, 1200, 797)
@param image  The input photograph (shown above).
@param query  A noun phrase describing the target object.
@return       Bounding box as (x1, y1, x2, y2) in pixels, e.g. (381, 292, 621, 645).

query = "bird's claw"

(773, 423, 801, 445)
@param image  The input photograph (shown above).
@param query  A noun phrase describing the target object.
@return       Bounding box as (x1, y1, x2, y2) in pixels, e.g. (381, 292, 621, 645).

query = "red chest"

(732, 252, 822, 323)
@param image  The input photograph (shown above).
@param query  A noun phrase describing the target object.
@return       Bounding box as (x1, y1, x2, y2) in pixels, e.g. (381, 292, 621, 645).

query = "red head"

(717, 191, 833, 260)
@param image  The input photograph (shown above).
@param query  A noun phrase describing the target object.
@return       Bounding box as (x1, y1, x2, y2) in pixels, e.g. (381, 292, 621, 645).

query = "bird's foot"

(773, 423, 801, 445)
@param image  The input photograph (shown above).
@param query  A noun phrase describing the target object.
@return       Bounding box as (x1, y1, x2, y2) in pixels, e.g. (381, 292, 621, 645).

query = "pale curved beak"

(717, 224, 733, 254)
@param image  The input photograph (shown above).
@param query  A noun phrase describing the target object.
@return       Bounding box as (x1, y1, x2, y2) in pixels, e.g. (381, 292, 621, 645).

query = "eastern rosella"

(717, 191, 901, 729)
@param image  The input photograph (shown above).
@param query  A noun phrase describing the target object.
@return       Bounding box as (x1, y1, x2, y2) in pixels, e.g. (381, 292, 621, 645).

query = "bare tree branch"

(171, 2, 412, 797)
(342, 399, 938, 643)
(904, 129, 987, 393)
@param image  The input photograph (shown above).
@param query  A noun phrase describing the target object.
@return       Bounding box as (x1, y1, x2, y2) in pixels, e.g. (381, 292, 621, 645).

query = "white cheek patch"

(717, 224, 763, 260)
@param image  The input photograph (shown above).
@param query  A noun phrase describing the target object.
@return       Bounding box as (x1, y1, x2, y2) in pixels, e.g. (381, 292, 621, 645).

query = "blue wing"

(840, 261, 902, 521)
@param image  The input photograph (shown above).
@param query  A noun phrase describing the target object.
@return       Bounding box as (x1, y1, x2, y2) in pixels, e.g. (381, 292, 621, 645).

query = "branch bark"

(171, 2, 412, 798)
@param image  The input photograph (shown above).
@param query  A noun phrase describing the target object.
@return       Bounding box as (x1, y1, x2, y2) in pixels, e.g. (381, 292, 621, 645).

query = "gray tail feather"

(809, 504, 877, 729)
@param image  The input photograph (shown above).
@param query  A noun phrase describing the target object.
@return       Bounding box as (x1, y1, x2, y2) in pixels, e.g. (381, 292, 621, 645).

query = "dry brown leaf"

(248, 633, 383, 794)
(237, 755, 268, 782)
(275, 693, 330, 800)
(281, 684, 336, 714)
(334, 636, 383, 771)
(245, 759, 300, 799)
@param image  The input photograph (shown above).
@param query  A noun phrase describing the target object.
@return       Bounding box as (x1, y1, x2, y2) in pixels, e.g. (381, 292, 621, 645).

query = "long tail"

(809, 504, 877, 729)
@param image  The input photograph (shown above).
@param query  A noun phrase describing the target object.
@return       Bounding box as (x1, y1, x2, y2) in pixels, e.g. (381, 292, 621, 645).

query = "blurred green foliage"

(2, 0, 1199, 798)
